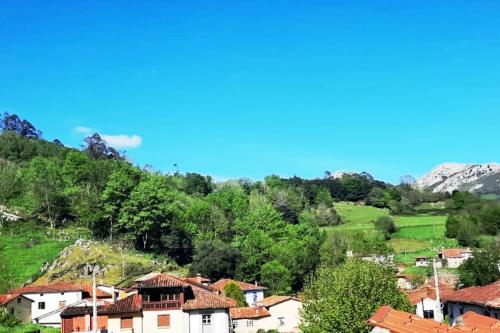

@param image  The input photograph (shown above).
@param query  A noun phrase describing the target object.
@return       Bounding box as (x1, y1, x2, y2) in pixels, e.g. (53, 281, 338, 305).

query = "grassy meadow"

(327, 202, 457, 275)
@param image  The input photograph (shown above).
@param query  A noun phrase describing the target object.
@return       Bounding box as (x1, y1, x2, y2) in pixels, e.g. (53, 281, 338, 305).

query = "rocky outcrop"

(416, 163, 500, 194)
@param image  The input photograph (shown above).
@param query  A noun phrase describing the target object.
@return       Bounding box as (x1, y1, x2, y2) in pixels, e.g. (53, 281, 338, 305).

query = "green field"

(0, 220, 80, 293)
(327, 202, 457, 275)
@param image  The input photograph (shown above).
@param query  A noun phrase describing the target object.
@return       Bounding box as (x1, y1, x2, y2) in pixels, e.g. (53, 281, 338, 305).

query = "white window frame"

(202, 313, 212, 325)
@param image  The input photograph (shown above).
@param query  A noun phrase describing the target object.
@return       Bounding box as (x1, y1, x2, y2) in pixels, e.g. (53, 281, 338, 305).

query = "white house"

(231, 296, 302, 333)
(0, 293, 33, 322)
(405, 280, 455, 322)
(210, 279, 266, 306)
(443, 280, 500, 325)
(101, 273, 235, 333)
(9, 282, 110, 327)
(415, 257, 430, 267)
(438, 248, 473, 269)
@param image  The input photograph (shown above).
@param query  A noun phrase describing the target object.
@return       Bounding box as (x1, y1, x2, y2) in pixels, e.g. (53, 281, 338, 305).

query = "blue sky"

(1, 1, 499, 183)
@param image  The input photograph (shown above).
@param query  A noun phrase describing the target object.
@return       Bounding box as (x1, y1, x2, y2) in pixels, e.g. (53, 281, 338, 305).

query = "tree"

(373, 216, 396, 240)
(455, 217, 479, 247)
(1, 112, 42, 139)
(189, 241, 241, 280)
(457, 245, 500, 288)
(223, 282, 247, 307)
(399, 175, 416, 187)
(301, 260, 412, 333)
(260, 260, 292, 295)
(24, 157, 69, 228)
(83, 133, 122, 160)
(0, 162, 20, 215)
(184, 173, 213, 196)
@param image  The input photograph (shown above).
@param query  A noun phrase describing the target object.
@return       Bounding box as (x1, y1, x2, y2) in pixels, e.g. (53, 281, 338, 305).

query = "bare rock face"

(416, 163, 500, 194)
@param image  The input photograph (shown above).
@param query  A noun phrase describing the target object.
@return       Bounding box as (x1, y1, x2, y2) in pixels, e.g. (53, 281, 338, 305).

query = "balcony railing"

(143, 300, 182, 310)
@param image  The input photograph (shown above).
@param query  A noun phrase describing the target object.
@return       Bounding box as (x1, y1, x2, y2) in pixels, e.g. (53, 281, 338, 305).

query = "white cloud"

(73, 126, 93, 134)
(101, 134, 142, 149)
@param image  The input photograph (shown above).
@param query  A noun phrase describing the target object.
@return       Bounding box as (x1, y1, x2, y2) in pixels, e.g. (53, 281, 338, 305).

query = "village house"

(405, 280, 455, 322)
(210, 279, 266, 306)
(8, 282, 111, 327)
(396, 274, 414, 290)
(0, 293, 33, 323)
(91, 273, 235, 333)
(443, 280, 500, 325)
(231, 295, 302, 333)
(415, 257, 430, 267)
(438, 248, 473, 269)
(368, 305, 500, 333)
(60, 299, 109, 333)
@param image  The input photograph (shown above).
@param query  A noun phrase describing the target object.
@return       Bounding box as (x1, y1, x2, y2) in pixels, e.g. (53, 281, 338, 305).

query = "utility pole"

(92, 269, 97, 333)
(433, 258, 443, 322)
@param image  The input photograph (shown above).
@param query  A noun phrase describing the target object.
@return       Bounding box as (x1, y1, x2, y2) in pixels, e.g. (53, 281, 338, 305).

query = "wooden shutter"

(121, 317, 133, 329)
(158, 314, 170, 327)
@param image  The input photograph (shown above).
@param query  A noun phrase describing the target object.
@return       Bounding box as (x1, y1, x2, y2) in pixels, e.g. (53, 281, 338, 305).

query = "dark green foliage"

(260, 260, 292, 295)
(83, 133, 123, 160)
(184, 173, 213, 196)
(458, 245, 500, 287)
(189, 241, 241, 280)
(301, 260, 413, 333)
(1, 112, 41, 139)
(373, 216, 396, 240)
(0, 311, 19, 327)
(223, 282, 247, 307)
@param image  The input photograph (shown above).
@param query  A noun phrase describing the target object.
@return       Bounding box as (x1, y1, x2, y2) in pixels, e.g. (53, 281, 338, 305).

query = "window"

(121, 317, 133, 329)
(247, 320, 254, 327)
(17, 298, 21, 304)
(38, 302, 45, 310)
(233, 321, 238, 328)
(278, 317, 285, 327)
(423, 310, 434, 319)
(59, 300, 66, 308)
(459, 308, 464, 315)
(61, 292, 65, 295)
(202, 314, 212, 325)
(160, 293, 180, 301)
(158, 314, 170, 327)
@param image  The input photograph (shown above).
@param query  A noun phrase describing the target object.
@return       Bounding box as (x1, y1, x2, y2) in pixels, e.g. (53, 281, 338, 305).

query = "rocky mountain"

(416, 163, 500, 194)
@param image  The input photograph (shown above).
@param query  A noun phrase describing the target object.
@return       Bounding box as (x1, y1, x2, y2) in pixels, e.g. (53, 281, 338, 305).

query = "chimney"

(196, 273, 202, 284)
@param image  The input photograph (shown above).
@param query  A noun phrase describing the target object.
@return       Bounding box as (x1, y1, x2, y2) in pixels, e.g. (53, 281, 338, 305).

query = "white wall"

(142, 309, 184, 333)
(414, 298, 440, 321)
(233, 300, 302, 333)
(26, 291, 82, 326)
(189, 309, 230, 333)
(244, 291, 264, 306)
(233, 317, 267, 333)
(108, 314, 143, 333)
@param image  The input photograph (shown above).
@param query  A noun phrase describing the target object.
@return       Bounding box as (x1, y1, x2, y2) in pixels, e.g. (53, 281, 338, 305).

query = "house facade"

(99, 273, 235, 333)
(415, 257, 430, 267)
(231, 296, 302, 333)
(0, 293, 33, 322)
(9, 282, 110, 327)
(443, 281, 500, 325)
(210, 279, 266, 306)
(438, 248, 473, 269)
(405, 281, 455, 322)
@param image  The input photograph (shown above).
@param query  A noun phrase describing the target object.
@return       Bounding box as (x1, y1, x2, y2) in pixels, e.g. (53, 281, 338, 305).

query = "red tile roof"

(368, 306, 500, 333)
(132, 273, 187, 289)
(230, 306, 271, 319)
(405, 281, 455, 305)
(258, 295, 299, 307)
(183, 288, 236, 311)
(440, 249, 470, 258)
(455, 311, 500, 332)
(210, 279, 266, 292)
(99, 294, 142, 315)
(443, 281, 500, 309)
(10, 283, 110, 298)
(0, 293, 32, 305)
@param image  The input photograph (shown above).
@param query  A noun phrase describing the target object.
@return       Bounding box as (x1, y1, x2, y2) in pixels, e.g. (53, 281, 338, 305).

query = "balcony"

(142, 300, 182, 311)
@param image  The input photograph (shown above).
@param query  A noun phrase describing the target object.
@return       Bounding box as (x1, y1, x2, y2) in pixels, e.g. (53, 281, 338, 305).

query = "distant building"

(210, 279, 266, 306)
(443, 280, 500, 325)
(415, 257, 430, 267)
(438, 248, 473, 269)
(396, 274, 414, 290)
(231, 295, 301, 333)
(0, 293, 33, 323)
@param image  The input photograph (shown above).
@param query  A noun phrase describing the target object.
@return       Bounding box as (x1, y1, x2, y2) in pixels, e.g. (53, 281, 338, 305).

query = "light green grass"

(327, 202, 457, 276)
(0, 220, 73, 293)
(0, 323, 59, 333)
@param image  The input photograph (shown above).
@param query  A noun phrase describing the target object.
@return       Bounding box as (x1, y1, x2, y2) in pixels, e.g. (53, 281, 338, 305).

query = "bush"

(373, 216, 396, 240)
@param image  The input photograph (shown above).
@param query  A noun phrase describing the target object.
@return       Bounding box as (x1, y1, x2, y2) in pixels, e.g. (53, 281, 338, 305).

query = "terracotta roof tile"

(132, 273, 187, 289)
(0, 293, 30, 305)
(61, 305, 106, 318)
(406, 281, 455, 305)
(369, 306, 499, 333)
(210, 279, 266, 292)
(440, 249, 470, 258)
(455, 311, 500, 332)
(230, 306, 271, 319)
(443, 281, 500, 309)
(258, 295, 299, 307)
(182, 288, 236, 311)
(99, 294, 142, 315)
